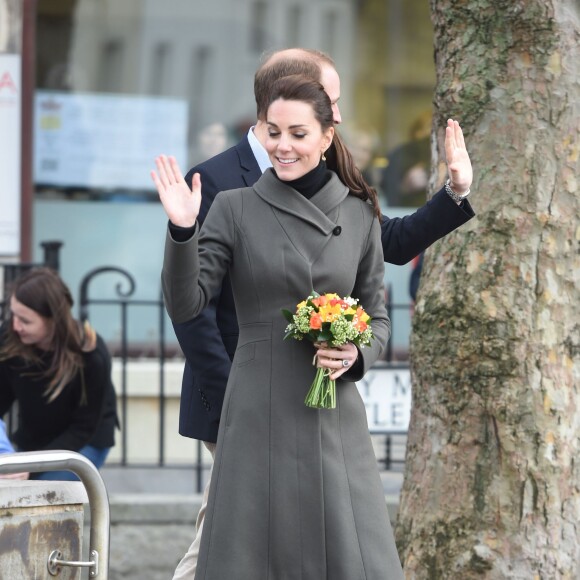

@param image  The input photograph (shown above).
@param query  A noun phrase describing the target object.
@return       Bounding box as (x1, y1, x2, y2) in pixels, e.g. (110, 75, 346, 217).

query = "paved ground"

(381, 469, 404, 497)
(96, 467, 404, 579)
(101, 465, 404, 498)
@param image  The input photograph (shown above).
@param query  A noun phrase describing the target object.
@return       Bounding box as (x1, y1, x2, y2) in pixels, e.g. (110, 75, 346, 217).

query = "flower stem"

(305, 367, 336, 409)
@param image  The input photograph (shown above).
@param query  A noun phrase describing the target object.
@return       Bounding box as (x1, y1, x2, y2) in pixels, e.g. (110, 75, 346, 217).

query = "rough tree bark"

(395, 1, 580, 578)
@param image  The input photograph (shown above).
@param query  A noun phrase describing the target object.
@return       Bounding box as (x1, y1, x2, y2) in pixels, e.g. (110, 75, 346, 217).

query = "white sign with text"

(0, 54, 21, 255)
(34, 91, 188, 191)
(356, 365, 411, 433)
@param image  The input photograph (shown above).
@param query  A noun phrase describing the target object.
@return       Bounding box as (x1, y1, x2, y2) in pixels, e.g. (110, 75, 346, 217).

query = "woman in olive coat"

(153, 75, 403, 579)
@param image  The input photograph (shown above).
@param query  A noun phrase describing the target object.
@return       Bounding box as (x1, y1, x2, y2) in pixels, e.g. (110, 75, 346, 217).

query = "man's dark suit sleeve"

(171, 166, 232, 441)
(381, 187, 475, 265)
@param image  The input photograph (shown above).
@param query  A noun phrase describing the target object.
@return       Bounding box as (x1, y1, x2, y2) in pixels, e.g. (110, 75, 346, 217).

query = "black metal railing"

(77, 266, 171, 468)
(377, 430, 408, 470)
(77, 267, 411, 491)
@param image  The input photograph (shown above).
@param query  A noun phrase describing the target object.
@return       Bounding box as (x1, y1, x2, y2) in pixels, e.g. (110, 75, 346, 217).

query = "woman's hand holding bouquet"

(282, 291, 374, 409)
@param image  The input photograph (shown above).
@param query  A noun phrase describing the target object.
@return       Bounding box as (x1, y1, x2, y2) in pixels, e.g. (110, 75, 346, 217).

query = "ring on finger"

(342, 359, 350, 368)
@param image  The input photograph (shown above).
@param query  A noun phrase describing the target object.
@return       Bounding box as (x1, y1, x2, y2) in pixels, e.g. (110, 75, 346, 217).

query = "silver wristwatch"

(445, 179, 471, 203)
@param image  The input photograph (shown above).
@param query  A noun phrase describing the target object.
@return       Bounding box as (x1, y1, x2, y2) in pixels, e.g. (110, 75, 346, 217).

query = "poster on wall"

(0, 53, 21, 256)
(33, 91, 188, 192)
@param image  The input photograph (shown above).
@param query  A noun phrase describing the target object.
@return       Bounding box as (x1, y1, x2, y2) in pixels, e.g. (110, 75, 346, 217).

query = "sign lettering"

(356, 365, 411, 433)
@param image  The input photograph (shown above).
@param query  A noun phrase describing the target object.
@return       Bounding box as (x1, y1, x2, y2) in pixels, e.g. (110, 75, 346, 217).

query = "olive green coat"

(162, 169, 404, 580)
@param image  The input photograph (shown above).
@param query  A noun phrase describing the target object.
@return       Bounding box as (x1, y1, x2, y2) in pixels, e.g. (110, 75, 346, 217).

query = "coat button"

(333, 226, 342, 236)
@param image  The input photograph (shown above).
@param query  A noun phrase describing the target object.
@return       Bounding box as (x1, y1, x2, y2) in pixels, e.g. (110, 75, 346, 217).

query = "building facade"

(2, 0, 436, 353)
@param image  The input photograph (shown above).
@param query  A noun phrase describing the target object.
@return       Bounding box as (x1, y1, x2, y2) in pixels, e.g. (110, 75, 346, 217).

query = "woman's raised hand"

(151, 155, 202, 228)
(444, 119, 473, 195)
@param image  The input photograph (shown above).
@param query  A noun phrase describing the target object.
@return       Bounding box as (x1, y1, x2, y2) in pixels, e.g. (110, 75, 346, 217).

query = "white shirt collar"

(247, 126, 272, 174)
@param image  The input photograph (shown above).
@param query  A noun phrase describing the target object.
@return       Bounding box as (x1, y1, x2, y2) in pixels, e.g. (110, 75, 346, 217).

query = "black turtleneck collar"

(272, 160, 331, 199)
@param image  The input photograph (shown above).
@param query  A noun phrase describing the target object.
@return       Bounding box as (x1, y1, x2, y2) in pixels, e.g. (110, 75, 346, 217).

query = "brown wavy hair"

(265, 75, 382, 219)
(0, 268, 95, 402)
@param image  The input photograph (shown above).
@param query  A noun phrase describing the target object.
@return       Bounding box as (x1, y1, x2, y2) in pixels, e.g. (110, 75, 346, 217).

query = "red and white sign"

(0, 54, 21, 256)
(0, 70, 18, 93)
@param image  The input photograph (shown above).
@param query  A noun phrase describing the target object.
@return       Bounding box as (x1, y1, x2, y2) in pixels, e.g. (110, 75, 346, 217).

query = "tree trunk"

(395, 1, 580, 578)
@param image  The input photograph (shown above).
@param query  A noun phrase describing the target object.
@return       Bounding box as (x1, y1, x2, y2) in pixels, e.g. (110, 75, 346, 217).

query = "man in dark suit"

(170, 48, 474, 579)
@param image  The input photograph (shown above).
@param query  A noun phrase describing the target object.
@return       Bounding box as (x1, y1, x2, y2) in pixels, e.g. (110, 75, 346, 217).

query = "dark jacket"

(172, 136, 260, 443)
(0, 332, 118, 451)
(172, 134, 474, 443)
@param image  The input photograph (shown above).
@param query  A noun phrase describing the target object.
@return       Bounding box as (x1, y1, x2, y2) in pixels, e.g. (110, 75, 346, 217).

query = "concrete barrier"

(0, 480, 88, 579)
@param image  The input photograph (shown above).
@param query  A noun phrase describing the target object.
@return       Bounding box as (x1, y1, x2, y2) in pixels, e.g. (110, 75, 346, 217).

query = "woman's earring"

(321, 151, 326, 161)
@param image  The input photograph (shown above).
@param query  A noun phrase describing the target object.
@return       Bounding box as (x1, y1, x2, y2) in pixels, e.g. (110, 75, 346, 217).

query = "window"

(287, 6, 302, 46)
(31, 0, 436, 354)
(250, 1, 268, 53)
(188, 45, 213, 147)
(98, 39, 123, 93)
(322, 9, 338, 56)
(149, 42, 171, 96)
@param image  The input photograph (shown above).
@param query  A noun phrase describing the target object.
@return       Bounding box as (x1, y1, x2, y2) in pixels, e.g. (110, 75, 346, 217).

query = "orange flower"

(312, 295, 328, 308)
(356, 307, 370, 322)
(353, 306, 370, 332)
(329, 298, 348, 309)
(309, 312, 322, 330)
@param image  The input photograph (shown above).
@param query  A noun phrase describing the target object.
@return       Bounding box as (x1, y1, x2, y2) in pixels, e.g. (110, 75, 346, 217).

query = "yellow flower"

(319, 302, 342, 322)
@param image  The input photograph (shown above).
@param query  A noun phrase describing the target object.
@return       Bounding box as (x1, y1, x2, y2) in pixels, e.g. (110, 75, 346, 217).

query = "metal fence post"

(40, 240, 64, 272)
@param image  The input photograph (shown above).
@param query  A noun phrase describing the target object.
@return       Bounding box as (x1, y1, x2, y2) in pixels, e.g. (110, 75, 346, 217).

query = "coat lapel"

(252, 169, 349, 263)
(253, 169, 348, 234)
(235, 137, 263, 187)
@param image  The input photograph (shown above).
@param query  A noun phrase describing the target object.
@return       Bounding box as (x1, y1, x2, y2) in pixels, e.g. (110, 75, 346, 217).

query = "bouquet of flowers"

(282, 291, 374, 409)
